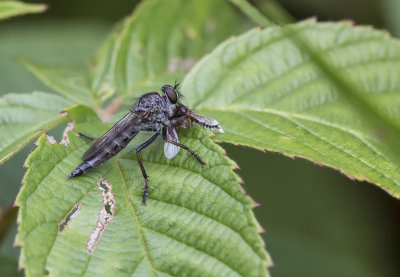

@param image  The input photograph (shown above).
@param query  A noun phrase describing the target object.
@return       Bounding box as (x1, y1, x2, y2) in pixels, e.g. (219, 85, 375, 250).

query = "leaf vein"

(142, 226, 243, 277)
(148, 196, 264, 260)
(192, 26, 307, 107)
(251, 109, 398, 183)
(119, 156, 246, 205)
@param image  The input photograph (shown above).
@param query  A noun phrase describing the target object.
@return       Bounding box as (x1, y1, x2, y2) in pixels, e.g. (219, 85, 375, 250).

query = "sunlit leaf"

(182, 20, 400, 198)
(14, 1, 400, 276)
(16, 105, 270, 276)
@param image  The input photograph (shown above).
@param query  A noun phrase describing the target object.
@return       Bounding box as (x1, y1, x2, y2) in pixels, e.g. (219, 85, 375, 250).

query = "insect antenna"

(173, 80, 184, 101)
(174, 80, 180, 90)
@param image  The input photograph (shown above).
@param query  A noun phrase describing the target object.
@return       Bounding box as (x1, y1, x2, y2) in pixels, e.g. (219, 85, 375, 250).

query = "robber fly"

(67, 82, 224, 205)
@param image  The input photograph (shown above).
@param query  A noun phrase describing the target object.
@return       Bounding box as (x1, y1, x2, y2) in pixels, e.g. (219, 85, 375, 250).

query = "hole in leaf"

(86, 178, 115, 255)
(58, 202, 81, 233)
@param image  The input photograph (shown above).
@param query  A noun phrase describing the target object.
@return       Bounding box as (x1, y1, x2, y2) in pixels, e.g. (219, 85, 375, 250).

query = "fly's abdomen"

(67, 131, 137, 180)
(94, 130, 137, 162)
(66, 162, 93, 180)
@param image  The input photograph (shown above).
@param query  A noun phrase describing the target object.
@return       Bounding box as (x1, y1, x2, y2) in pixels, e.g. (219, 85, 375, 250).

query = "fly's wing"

(164, 124, 180, 159)
(82, 111, 144, 161)
(190, 113, 224, 133)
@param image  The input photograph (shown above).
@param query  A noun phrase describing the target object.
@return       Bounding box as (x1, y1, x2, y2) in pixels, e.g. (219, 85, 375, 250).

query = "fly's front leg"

(77, 133, 97, 141)
(162, 127, 206, 167)
(136, 131, 160, 205)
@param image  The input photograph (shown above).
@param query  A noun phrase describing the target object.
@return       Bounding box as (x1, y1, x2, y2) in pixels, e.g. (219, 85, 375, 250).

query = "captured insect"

(67, 82, 224, 205)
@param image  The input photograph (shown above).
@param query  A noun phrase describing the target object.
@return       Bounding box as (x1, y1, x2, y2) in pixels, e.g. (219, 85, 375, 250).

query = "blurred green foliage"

(0, 0, 399, 276)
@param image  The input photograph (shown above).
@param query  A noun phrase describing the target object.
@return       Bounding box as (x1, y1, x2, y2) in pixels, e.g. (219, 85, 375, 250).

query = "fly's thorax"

(134, 92, 162, 114)
(157, 97, 177, 123)
(136, 111, 165, 131)
(156, 113, 171, 127)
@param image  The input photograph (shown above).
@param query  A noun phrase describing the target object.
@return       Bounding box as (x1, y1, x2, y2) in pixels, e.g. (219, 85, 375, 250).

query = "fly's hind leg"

(77, 133, 97, 141)
(136, 131, 160, 205)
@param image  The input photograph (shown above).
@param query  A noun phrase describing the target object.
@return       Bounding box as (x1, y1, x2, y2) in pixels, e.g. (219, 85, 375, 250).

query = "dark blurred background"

(0, 0, 399, 276)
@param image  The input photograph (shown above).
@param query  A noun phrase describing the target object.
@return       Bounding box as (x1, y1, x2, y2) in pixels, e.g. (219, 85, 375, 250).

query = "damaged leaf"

(0, 92, 73, 164)
(58, 202, 81, 233)
(11, 0, 400, 276)
(86, 178, 115, 255)
(16, 105, 270, 276)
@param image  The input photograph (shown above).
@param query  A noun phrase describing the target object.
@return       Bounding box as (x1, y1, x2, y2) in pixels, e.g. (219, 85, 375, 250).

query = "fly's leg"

(164, 139, 206, 166)
(162, 127, 206, 167)
(136, 131, 160, 205)
(77, 133, 97, 141)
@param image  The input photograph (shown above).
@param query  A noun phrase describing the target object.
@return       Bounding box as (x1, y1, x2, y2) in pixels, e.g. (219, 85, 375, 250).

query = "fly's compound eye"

(162, 85, 178, 104)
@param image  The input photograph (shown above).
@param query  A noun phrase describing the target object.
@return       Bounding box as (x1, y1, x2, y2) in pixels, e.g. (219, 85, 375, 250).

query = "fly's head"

(162, 82, 224, 133)
(161, 81, 183, 106)
(161, 82, 184, 120)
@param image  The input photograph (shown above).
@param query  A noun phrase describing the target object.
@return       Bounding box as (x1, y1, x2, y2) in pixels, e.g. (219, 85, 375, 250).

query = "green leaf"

(234, 2, 400, 165)
(253, 0, 294, 25)
(182, 20, 400, 198)
(16, 105, 270, 276)
(19, 59, 92, 104)
(23, 0, 247, 107)
(110, 0, 246, 97)
(0, 1, 46, 20)
(0, 91, 73, 164)
(228, 0, 274, 27)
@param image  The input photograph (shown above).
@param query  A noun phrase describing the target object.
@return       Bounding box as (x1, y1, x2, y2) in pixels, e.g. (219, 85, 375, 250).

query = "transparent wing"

(164, 124, 180, 159)
(82, 111, 145, 161)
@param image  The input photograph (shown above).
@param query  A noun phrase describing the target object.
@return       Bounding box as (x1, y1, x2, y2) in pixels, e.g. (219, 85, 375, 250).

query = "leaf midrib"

(114, 157, 158, 276)
(207, 106, 376, 145)
(225, 54, 400, 108)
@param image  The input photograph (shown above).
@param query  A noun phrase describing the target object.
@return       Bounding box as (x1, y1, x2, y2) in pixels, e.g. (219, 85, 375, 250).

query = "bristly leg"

(77, 132, 97, 141)
(162, 127, 206, 167)
(136, 131, 160, 205)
